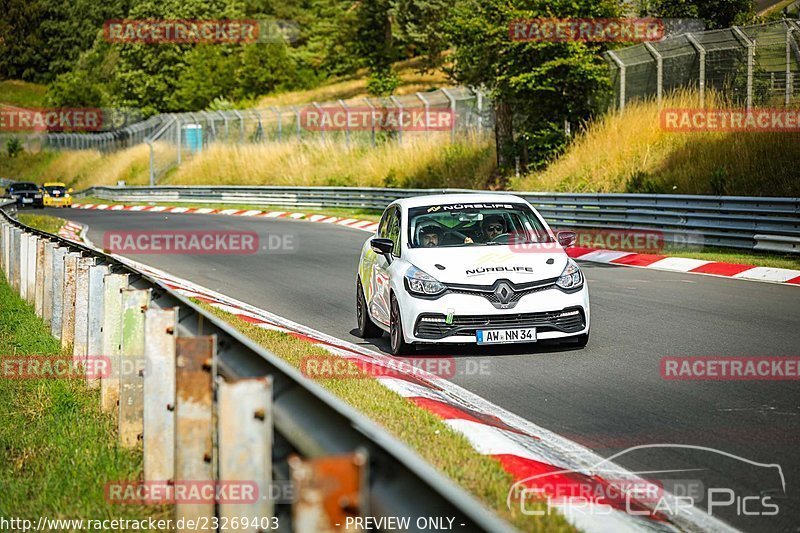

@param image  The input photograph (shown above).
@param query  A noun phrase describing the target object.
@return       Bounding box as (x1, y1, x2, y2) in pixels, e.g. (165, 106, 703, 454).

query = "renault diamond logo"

(494, 281, 514, 305)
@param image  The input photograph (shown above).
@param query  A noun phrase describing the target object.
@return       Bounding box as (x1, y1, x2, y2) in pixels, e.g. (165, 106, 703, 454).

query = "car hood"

(404, 244, 568, 285)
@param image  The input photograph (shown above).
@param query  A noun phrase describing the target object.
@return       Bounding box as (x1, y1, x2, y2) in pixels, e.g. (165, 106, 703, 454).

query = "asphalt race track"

(53, 207, 800, 532)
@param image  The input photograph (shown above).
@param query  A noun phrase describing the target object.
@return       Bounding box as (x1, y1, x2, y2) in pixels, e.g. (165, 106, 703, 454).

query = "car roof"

(44, 182, 66, 186)
(392, 193, 528, 210)
(10, 181, 37, 187)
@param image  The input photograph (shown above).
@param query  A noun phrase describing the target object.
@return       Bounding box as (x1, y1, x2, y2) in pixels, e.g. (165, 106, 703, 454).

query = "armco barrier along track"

(0, 200, 512, 532)
(80, 186, 800, 254)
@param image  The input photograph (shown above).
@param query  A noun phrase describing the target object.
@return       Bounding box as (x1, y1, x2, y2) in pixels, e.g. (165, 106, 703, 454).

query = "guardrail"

(79, 186, 800, 254)
(0, 200, 511, 532)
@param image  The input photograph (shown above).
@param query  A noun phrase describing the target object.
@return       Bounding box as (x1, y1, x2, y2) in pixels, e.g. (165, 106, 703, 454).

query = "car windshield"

(45, 186, 67, 194)
(408, 202, 553, 248)
(11, 183, 38, 191)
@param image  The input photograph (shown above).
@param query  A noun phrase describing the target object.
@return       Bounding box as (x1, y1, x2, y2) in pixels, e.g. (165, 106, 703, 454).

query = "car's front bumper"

(44, 197, 72, 207)
(398, 284, 590, 344)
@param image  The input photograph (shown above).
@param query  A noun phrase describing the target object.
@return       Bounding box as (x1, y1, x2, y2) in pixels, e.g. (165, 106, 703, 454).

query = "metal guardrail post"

(19, 233, 28, 300)
(34, 237, 46, 316)
(42, 242, 56, 324)
(218, 377, 273, 524)
(101, 273, 128, 414)
(175, 336, 215, 529)
(73, 256, 96, 362)
(219, 111, 230, 141)
(270, 107, 281, 142)
(50, 247, 68, 339)
(26, 234, 38, 303)
(417, 93, 430, 136)
(291, 106, 301, 141)
(233, 110, 244, 141)
(61, 252, 81, 349)
(644, 42, 663, 104)
(290, 452, 368, 530)
(733, 27, 755, 110)
(364, 99, 377, 147)
(86, 264, 110, 389)
(390, 96, 403, 144)
(686, 33, 706, 107)
(176, 115, 182, 166)
(144, 307, 178, 482)
(119, 288, 150, 448)
(607, 51, 627, 112)
(10, 228, 20, 291)
(787, 26, 796, 105)
(338, 99, 350, 147)
(440, 88, 457, 142)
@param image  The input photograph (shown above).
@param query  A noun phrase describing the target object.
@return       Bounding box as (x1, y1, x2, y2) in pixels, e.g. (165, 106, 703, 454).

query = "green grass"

(0, 80, 48, 107)
(201, 303, 575, 533)
(17, 213, 67, 235)
(0, 275, 169, 525)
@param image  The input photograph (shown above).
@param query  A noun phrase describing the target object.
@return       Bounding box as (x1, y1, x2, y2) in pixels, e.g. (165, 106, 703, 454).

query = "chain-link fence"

(606, 19, 800, 109)
(6, 88, 492, 184)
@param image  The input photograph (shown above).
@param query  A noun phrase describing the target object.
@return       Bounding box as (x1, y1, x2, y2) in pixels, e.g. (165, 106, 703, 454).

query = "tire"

(574, 332, 589, 348)
(356, 278, 382, 338)
(389, 295, 412, 355)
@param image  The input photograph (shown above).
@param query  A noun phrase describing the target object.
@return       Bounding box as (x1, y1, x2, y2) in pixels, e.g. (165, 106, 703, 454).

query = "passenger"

(464, 215, 507, 244)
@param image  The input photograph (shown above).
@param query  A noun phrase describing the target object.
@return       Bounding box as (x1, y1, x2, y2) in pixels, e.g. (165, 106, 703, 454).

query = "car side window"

(377, 206, 393, 238)
(387, 209, 401, 257)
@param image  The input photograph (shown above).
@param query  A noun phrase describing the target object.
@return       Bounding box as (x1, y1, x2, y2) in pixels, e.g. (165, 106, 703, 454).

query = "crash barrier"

(0, 200, 510, 533)
(80, 186, 800, 254)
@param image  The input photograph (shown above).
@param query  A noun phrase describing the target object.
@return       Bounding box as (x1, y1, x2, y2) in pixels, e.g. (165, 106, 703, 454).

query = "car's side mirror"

(371, 238, 394, 256)
(557, 230, 577, 248)
(68, 188, 73, 193)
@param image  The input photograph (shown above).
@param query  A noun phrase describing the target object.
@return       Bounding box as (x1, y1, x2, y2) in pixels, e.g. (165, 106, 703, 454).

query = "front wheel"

(356, 279, 382, 338)
(389, 295, 412, 355)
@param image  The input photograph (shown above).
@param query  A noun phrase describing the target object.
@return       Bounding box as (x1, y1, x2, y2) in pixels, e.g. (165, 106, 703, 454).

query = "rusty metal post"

(34, 237, 46, 316)
(175, 336, 215, 529)
(60, 252, 81, 350)
(73, 256, 96, 362)
(86, 264, 110, 389)
(119, 288, 150, 448)
(50, 247, 68, 339)
(11, 228, 22, 292)
(42, 242, 57, 324)
(290, 451, 368, 532)
(143, 307, 178, 482)
(218, 377, 273, 529)
(101, 273, 128, 414)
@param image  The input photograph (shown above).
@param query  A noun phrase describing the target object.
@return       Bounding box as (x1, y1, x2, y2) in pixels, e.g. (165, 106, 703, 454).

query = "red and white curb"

(73, 201, 799, 288)
(64, 218, 736, 533)
(58, 221, 85, 243)
(72, 202, 380, 233)
(566, 247, 800, 286)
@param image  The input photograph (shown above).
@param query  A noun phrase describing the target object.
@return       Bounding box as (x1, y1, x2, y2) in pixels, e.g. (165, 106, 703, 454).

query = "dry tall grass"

(167, 133, 495, 189)
(512, 90, 800, 196)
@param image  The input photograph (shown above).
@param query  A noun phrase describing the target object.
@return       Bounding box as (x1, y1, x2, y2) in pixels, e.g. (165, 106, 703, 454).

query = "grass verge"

(0, 273, 168, 524)
(0, 80, 48, 107)
(17, 212, 68, 234)
(201, 303, 574, 532)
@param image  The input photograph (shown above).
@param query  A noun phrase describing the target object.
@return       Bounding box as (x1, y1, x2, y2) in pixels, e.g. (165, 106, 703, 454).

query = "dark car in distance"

(6, 182, 44, 208)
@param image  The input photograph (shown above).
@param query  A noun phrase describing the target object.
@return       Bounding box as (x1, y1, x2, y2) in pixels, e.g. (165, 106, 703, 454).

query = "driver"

(418, 224, 443, 248)
(464, 215, 506, 244)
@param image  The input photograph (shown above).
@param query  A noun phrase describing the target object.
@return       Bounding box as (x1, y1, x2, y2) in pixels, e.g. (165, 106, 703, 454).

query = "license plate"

(476, 328, 536, 345)
(22, 198, 32, 204)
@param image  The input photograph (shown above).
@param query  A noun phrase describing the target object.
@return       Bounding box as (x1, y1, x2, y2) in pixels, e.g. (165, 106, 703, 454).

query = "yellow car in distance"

(42, 182, 73, 208)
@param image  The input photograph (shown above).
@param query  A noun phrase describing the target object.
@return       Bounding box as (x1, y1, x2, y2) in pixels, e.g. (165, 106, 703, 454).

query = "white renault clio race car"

(356, 194, 590, 354)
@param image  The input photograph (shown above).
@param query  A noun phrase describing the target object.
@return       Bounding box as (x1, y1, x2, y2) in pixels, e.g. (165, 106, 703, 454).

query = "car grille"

(414, 308, 586, 339)
(444, 278, 558, 309)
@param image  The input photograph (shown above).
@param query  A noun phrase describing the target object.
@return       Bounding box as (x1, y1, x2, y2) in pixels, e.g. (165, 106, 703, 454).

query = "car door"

(369, 206, 399, 326)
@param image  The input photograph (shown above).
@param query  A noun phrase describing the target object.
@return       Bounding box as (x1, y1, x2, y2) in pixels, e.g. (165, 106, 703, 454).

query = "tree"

(645, 0, 754, 29)
(444, 0, 619, 177)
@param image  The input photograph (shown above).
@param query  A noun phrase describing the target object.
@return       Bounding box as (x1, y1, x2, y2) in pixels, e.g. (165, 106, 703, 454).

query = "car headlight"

(556, 259, 584, 290)
(405, 265, 446, 296)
